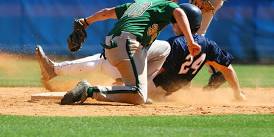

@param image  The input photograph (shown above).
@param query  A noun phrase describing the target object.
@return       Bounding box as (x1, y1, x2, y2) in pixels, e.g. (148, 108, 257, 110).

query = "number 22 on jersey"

(178, 53, 206, 75)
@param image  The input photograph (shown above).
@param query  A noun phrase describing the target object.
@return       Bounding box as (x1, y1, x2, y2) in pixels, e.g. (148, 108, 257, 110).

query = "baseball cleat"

(61, 80, 91, 105)
(35, 45, 57, 81)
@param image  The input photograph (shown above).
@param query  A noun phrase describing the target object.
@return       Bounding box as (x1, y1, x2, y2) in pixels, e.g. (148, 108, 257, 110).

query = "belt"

(103, 31, 137, 49)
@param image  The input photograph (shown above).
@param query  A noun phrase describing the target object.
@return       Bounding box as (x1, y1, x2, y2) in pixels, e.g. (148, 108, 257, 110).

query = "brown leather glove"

(67, 19, 88, 52)
(191, 0, 215, 13)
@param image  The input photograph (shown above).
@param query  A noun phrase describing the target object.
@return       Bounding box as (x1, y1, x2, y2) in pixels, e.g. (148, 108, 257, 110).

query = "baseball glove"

(191, 0, 215, 13)
(67, 19, 88, 52)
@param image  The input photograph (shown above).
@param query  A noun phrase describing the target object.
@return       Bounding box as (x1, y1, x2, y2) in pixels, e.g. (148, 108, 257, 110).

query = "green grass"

(1, 115, 274, 137)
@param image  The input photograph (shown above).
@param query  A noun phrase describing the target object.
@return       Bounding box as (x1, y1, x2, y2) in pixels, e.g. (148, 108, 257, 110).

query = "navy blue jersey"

(153, 34, 233, 93)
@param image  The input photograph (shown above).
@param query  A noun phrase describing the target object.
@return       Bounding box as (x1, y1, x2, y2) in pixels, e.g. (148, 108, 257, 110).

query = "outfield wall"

(0, 0, 274, 63)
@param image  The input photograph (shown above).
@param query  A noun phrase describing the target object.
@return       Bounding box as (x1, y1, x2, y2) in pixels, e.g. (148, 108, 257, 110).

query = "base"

(31, 92, 66, 101)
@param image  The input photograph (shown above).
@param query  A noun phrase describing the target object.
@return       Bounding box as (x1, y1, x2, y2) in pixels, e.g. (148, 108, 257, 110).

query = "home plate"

(31, 92, 66, 101)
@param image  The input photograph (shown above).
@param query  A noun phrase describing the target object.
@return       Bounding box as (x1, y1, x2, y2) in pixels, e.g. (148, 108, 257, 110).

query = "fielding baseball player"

(60, 0, 201, 105)
(36, 3, 245, 102)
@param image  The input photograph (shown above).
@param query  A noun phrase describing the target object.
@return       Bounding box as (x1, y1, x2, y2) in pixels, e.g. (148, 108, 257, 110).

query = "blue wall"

(0, 0, 274, 63)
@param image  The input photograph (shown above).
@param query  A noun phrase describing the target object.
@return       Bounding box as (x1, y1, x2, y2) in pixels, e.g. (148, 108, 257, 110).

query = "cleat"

(35, 45, 57, 81)
(60, 80, 91, 105)
(203, 71, 226, 91)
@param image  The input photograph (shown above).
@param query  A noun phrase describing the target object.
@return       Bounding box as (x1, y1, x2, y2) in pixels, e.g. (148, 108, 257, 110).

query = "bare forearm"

(221, 65, 241, 92)
(85, 7, 117, 25)
(207, 61, 245, 100)
(173, 8, 201, 56)
(207, 62, 240, 91)
(173, 8, 195, 45)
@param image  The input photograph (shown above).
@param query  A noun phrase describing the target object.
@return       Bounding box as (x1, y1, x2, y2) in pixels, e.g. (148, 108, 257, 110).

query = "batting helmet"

(179, 3, 202, 33)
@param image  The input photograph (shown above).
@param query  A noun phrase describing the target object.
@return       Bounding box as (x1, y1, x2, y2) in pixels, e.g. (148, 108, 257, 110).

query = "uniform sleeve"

(206, 39, 234, 67)
(165, 2, 180, 23)
(115, 3, 131, 19)
(163, 37, 178, 70)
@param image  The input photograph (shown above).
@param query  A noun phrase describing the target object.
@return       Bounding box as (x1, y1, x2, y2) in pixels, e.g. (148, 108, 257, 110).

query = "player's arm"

(77, 7, 117, 28)
(85, 8, 117, 25)
(173, 8, 201, 56)
(205, 38, 245, 100)
(206, 61, 246, 100)
(80, 3, 131, 28)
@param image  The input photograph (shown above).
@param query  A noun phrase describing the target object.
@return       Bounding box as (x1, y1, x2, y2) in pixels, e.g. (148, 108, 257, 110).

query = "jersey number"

(122, 2, 151, 18)
(178, 53, 206, 74)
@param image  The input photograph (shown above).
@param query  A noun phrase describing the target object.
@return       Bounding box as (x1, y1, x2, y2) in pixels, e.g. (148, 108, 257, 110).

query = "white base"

(31, 92, 66, 101)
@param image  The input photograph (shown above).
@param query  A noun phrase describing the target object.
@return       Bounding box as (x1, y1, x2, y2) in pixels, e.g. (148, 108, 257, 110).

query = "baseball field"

(0, 53, 274, 137)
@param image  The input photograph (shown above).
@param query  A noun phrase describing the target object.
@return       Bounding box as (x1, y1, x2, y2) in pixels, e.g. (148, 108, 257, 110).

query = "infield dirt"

(0, 53, 274, 116)
(0, 87, 273, 116)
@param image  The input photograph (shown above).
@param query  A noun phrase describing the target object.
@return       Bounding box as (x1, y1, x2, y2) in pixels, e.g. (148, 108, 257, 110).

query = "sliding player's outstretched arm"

(206, 61, 246, 100)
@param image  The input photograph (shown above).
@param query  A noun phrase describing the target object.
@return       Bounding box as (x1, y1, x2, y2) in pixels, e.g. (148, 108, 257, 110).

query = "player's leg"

(54, 54, 121, 80)
(35, 46, 56, 81)
(93, 32, 147, 104)
(61, 32, 148, 105)
(35, 46, 58, 91)
(147, 40, 171, 80)
(195, 0, 225, 35)
(54, 54, 101, 75)
(147, 40, 171, 101)
(36, 45, 120, 80)
(36, 46, 122, 91)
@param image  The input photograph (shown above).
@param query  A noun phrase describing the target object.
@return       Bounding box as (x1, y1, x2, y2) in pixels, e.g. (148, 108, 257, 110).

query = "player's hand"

(234, 91, 246, 101)
(77, 18, 89, 29)
(188, 42, 201, 56)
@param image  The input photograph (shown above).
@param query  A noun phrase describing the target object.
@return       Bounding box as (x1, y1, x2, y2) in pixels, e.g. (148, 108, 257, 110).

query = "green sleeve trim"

(166, 2, 180, 23)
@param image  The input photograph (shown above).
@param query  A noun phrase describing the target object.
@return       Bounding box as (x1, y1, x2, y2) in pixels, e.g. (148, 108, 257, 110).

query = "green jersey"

(108, 0, 179, 46)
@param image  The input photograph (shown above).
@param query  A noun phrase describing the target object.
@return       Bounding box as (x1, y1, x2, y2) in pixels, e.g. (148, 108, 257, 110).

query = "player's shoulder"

(151, 0, 180, 8)
(168, 35, 187, 46)
(194, 34, 218, 49)
(193, 34, 207, 44)
(167, 35, 189, 53)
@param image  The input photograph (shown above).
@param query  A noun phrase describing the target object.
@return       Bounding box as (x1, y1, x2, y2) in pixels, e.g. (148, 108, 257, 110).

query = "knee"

(155, 40, 171, 58)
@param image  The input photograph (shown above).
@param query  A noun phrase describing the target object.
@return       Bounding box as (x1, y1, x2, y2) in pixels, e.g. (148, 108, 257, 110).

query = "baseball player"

(190, 0, 226, 90)
(60, 0, 201, 105)
(153, 3, 245, 100)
